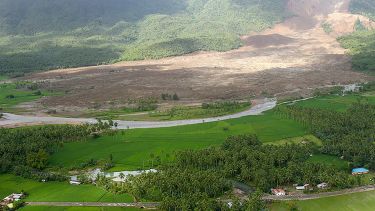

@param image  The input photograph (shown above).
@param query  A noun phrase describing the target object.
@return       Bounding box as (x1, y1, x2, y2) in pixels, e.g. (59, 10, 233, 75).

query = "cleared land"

(0, 174, 133, 203)
(270, 190, 375, 211)
(18, 0, 372, 116)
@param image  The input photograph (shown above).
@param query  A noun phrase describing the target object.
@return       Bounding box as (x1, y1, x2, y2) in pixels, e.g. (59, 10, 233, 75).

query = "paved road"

(0, 99, 276, 129)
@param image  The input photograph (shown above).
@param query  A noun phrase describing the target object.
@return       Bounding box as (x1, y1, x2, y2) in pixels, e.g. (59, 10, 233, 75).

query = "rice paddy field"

(293, 93, 375, 112)
(0, 174, 133, 203)
(49, 111, 308, 171)
(270, 190, 375, 211)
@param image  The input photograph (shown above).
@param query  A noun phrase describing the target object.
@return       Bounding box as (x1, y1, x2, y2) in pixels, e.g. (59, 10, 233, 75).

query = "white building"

(317, 183, 328, 189)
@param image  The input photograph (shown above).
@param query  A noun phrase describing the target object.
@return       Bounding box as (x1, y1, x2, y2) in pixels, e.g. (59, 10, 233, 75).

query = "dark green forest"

(338, 0, 375, 73)
(0, 0, 288, 75)
(349, 0, 375, 20)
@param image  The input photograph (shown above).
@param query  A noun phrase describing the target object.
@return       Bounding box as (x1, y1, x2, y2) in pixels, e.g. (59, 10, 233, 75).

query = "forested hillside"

(349, 0, 375, 20)
(339, 0, 375, 72)
(0, 0, 288, 75)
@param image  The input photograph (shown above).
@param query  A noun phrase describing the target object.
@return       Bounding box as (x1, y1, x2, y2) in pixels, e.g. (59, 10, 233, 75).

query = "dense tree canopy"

(123, 135, 354, 210)
(0, 123, 110, 180)
(276, 102, 375, 169)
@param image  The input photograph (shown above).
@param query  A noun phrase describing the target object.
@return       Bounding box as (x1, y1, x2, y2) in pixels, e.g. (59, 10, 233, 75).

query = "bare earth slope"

(26, 0, 373, 110)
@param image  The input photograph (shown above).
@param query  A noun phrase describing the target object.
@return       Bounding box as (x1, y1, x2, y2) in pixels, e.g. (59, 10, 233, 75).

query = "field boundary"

(263, 185, 375, 201)
(26, 202, 160, 208)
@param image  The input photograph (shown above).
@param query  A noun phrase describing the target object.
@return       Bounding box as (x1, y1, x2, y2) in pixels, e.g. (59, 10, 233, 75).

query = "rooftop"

(352, 168, 369, 173)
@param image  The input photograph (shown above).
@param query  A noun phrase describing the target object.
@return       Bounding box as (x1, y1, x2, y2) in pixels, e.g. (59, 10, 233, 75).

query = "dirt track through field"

(0, 99, 276, 129)
(24, 0, 373, 112)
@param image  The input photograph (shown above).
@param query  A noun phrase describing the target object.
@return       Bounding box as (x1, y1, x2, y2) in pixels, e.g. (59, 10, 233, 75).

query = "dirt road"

(22, 0, 372, 114)
(0, 99, 276, 129)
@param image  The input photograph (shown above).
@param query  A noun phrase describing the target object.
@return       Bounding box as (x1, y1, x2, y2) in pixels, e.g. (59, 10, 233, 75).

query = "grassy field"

(294, 94, 375, 112)
(267, 134, 322, 146)
(307, 154, 349, 171)
(83, 102, 251, 121)
(20, 207, 146, 211)
(0, 83, 59, 111)
(0, 174, 133, 203)
(50, 111, 307, 171)
(271, 190, 375, 211)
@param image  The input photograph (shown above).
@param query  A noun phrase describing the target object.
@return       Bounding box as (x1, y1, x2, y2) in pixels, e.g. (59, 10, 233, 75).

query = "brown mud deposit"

(24, 0, 373, 113)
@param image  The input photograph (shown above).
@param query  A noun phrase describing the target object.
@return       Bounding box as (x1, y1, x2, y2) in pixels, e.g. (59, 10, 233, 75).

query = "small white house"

(296, 184, 309, 190)
(69, 176, 81, 185)
(69, 180, 81, 185)
(317, 183, 328, 189)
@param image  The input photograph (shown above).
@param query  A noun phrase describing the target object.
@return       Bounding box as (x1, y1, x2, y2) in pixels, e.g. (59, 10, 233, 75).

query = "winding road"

(0, 99, 277, 129)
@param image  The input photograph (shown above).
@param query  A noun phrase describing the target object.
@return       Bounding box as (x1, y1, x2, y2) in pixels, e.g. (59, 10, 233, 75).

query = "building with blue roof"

(352, 168, 369, 175)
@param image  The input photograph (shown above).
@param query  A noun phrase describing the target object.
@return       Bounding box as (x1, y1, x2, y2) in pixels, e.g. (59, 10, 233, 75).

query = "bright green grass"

(267, 134, 322, 146)
(271, 190, 375, 211)
(50, 111, 307, 170)
(0, 83, 59, 111)
(20, 207, 146, 211)
(79, 103, 251, 121)
(294, 94, 375, 112)
(307, 154, 349, 171)
(0, 174, 133, 203)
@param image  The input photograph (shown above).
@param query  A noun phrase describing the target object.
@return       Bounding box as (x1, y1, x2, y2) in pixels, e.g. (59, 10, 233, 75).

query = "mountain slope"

(0, 0, 288, 75)
(337, 0, 375, 72)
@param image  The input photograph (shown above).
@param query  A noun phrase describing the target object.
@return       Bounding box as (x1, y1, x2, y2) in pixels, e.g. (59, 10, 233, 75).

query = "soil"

(22, 0, 374, 115)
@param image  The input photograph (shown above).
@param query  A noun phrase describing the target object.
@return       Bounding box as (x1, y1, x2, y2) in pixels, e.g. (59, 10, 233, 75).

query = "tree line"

(275, 101, 375, 170)
(0, 122, 111, 181)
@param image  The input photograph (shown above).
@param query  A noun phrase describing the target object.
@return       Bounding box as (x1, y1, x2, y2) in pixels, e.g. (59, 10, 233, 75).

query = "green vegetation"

(293, 94, 375, 112)
(277, 102, 375, 170)
(341, 0, 375, 73)
(349, 0, 375, 20)
(0, 0, 288, 75)
(0, 82, 58, 111)
(268, 134, 322, 146)
(81, 101, 251, 121)
(0, 75, 8, 81)
(321, 22, 333, 34)
(148, 101, 251, 121)
(123, 135, 353, 210)
(339, 30, 375, 72)
(271, 190, 375, 211)
(0, 174, 133, 203)
(354, 19, 367, 31)
(0, 123, 111, 180)
(50, 111, 307, 170)
(20, 207, 145, 211)
(307, 154, 349, 171)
